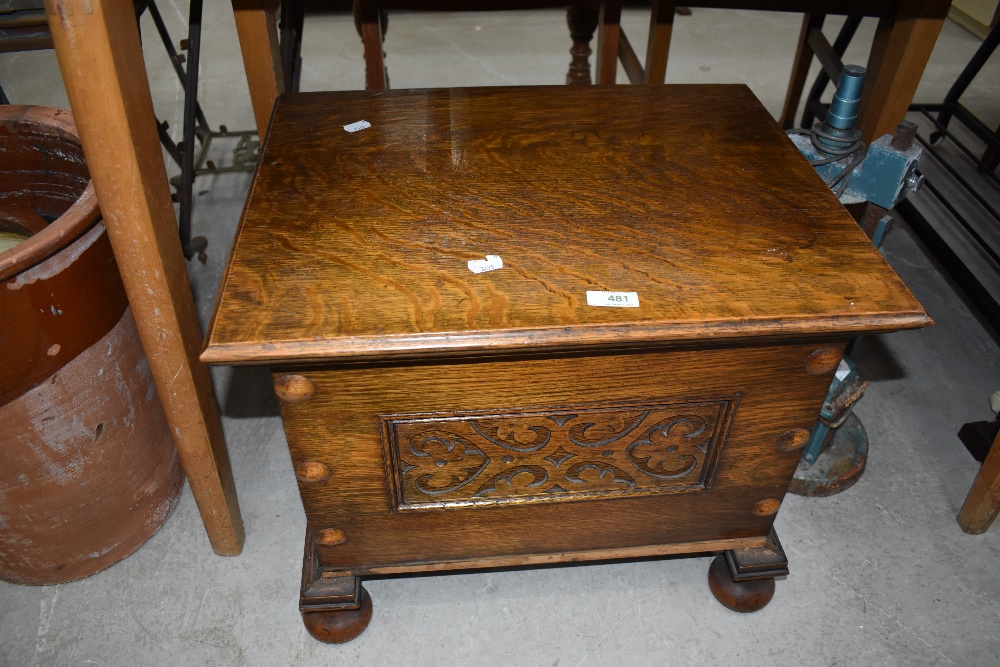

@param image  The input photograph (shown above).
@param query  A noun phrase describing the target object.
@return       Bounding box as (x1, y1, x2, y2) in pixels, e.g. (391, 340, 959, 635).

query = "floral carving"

(626, 416, 709, 479)
(382, 397, 736, 510)
(404, 430, 489, 496)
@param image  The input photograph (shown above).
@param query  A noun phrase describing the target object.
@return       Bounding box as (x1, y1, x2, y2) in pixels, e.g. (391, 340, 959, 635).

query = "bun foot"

(708, 554, 775, 613)
(302, 586, 373, 643)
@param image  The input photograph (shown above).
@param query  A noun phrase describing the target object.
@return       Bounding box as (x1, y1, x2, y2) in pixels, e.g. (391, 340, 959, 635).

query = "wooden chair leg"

(46, 0, 245, 556)
(779, 13, 824, 130)
(958, 427, 1000, 533)
(857, 0, 949, 143)
(596, 0, 622, 84)
(643, 0, 673, 84)
(566, 1, 600, 85)
(356, 0, 388, 90)
(232, 0, 286, 137)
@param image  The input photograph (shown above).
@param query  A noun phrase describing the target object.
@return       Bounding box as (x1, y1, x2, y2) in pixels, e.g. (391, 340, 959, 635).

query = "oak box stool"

(202, 85, 930, 643)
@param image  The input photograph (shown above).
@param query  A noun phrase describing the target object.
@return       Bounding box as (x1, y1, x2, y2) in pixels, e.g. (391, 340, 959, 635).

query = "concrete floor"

(2, 4, 1000, 665)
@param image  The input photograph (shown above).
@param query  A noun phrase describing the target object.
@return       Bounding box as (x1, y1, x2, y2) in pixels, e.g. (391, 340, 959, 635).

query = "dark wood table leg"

(595, 0, 623, 84)
(566, 1, 600, 84)
(643, 0, 673, 84)
(708, 528, 788, 612)
(356, 0, 388, 90)
(300, 531, 373, 643)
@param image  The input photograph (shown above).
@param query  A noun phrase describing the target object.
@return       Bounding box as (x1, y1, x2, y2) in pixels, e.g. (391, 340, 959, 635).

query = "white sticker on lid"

(586, 291, 639, 308)
(343, 120, 371, 133)
(467, 255, 503, 274)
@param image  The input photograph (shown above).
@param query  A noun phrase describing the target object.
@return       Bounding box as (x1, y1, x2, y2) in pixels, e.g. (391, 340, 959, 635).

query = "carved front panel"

(381, 397, 738, 511)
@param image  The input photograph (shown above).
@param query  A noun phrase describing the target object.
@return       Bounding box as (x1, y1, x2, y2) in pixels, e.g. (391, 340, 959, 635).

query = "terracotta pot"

(0, 106, 184, 585)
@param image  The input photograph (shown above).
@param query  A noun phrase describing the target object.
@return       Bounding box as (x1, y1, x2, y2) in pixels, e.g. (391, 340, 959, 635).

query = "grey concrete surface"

(2, 4, 999, 665)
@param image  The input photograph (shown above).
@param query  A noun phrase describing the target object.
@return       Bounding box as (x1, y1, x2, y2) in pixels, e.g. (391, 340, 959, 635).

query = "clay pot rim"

(0, 105, 101, 283)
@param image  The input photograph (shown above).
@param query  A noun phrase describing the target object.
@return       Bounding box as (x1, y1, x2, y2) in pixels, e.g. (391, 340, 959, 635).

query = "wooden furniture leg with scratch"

(45, 0, 244, 555)
(203, 84, 929, 641)
(958, 428, 1000, 533)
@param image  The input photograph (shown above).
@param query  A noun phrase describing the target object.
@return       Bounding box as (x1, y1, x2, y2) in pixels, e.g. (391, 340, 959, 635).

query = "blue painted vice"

(787, 65, 923, 496)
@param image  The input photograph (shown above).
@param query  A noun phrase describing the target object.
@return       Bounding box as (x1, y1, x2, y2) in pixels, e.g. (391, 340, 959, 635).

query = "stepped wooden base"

(302, 587, 373, 644)
(708, 528, 788, 613)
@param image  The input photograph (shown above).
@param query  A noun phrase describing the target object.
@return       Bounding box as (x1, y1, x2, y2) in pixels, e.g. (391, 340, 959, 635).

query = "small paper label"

(343, 120, 371, 133)
(467, 255, 503, 274)
(587, 291, 639, 308)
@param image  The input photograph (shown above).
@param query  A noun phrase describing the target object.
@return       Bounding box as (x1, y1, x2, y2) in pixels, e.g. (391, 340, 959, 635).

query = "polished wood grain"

(203, 85, 928, 367)
(47, 0, 243, 555)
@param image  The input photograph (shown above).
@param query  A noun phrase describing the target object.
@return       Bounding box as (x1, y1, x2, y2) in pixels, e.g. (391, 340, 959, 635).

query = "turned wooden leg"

(566, 2, 600, 85)
(300, 531, 373, 643)
(708, 528, 788, 613)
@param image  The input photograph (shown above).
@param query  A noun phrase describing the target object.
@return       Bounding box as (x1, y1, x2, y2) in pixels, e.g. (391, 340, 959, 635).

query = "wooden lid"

(203, 85, 929, 365)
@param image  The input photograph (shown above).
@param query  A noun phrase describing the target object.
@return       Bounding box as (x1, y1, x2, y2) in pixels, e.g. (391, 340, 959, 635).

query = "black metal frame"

(903, 24, 1000, 334)
(145, 0, 259, 262)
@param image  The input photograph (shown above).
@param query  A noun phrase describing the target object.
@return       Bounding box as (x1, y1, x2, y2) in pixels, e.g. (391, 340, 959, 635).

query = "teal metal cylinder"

(825, 64, 866, 131)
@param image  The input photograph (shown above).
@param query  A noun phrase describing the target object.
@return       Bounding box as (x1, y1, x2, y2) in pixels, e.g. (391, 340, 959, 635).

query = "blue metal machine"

(789, 65, 924, 211)
(787, 65, 924, 496)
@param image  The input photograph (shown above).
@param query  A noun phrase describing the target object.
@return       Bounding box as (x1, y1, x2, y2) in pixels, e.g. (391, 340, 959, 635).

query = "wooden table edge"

(201, 311, 932, 366)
